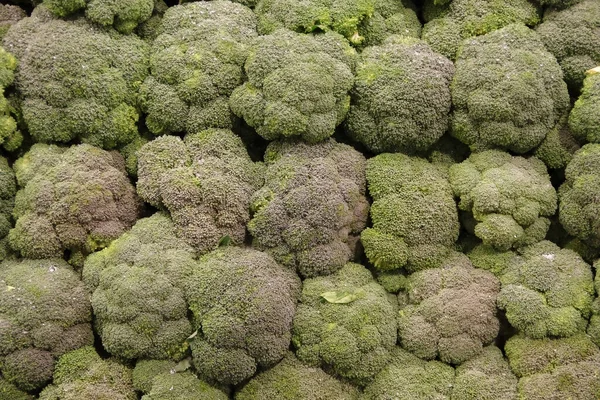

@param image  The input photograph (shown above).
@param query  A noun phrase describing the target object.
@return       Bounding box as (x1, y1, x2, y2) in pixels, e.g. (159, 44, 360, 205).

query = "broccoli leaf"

(320, 289, 365, 304)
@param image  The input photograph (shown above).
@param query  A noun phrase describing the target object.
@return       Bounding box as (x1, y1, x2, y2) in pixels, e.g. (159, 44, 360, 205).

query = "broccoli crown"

(421, 0, 540, 60)
(3, 8, 150, 149)
(569, 68, 600, 143)
(139, 1, 257, 135)
(0, 377, 32, 400)
(83, 213, 196, 360)
(362, 153, 459, 273)
(0, 156, 15, 261)
(136, 129, 264, 254)
(449, 150, 557, 251)
(0, 5, 25, 41)
(185, 247, 300, 385)
(345, 36, 454, 154)
(8, 144, 140, 261)
(361, 346, 455, 399)
(534, 115, 580, 170)
(0, 47, 21, 152)
(248, 139, 369, 278)
(359, 0, 421, 46)
(292, 263, 397, 385)
(141, 371, 227, 400)
(451, 24, 570, 153)
(0, 259, 93, 391)
(230, 29, 355, 143)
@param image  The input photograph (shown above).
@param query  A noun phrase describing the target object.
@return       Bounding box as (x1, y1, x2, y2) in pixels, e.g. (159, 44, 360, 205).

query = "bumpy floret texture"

(359, 0, 421, 46)
(8, 144, 140, 261)
(137, 129, 263, 253)
(292, 263, 397, 384)
(186, 247, 300, 385)
(569, 68, 600, 143)
(362, 153, 459, 273)
(0, 157, 15, 261)
(0, 377, 32, 400)
(139, 1, 257, 135)
(230, 29, 355, 143)
(0, 47, 21, 152)
(451, 24, 570, 153)
(0, 5, 25, 42)
(0, 259, 93, 391)
(346, 37, 454, 153)
(449, 150, 557, 251)
(248, 139, 369, 278)
(141, 372, 228, 400)
(534, 116, 580, 170)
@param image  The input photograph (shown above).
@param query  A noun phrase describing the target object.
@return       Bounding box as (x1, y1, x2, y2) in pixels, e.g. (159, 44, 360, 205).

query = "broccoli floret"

(0, 377, 32, 400)
(9, 144, 141, 261)
(0, 5, 25, 41)
(136, 0, 167, 41)
(230, 29, 355, 143)
(0, 47, 21, 152)
(185, 247, 300, 385)
(345, 36, 454, 154)
(248, 139, 369, 278)
(292, 263, 397, 385)
(137, 129, 264, 254)
(449, 150, 557, 251)
(133, 360, 177, 394)
(362, 153, 459, 273)
(427, 134, 470, 173)
(451, 24, 570, 153)
(0, 156, 15, 261)
(139, 1, 257, 135)
(141, 371, 227, 400)
(0, 259, 93, 391)
(569, 67, 600, 143)
(534, 116, 580, 170)
(359, 0, 421, 46)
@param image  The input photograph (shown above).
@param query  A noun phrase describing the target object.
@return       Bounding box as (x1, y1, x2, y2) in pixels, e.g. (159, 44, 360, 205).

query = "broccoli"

(345, 36, 454, 154)
(0, 156, 15, 261)
(427, 134, 470, 173)
(532, 0, 582, 8)
(588, 261, 600, 346)
(0, 47, 21, 152)
(139, 1, 257, 135)
(0, 378, 32, 400)
(291, 263, 397, 385)
(141, 371, 228, 400)
(136, 129, 264, 254)
(359, 0, 422, 46)
(361, 153, 459, 273)
(0, 5, 25, 41)
(451, 24, 570, 153)
(0, 259, 93, 392)
(136, 0, 168, 41)
(229, 29, 355, 143)
(534, 116, 580, 170)
(8, 144, 141, 262)
(185, 247, 301, 385)
(133, 360, 177, 394)
(569, 67, 600, 143)
(248, 139, 369, 278)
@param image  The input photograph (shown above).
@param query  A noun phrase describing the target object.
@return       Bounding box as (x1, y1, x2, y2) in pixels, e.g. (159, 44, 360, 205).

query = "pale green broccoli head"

(0, 259, 93, 392)
(534, 116, 580, 170)
(292, 263, 397, 385)
(139, 1, 257, 135)
(248, 139, 369, 278)
(346, 36, 454, 154)
(141, 371, 227, 400)
(451, 24, 570, 153)
(569, 68, 600, 143)
(186, 247, 301, 385)
(0, 377, 32, 400)
(0, 5, 24, 42)
(449, 150, 557, 251)
(0, 156, 15, 261)
(230, 29, 355, 143)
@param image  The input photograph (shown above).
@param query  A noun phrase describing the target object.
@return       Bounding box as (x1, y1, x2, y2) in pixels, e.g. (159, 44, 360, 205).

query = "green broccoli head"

(569, 67, 600, 143)
(362, 153, 459, 273)
(0, 5, 25, 42)
(230, 29, 355, 143)
(0, 156, 15, 261)
(248, 139, 369, 278)
(292, 263, 397, 385)
(139, 1, 257, 135)
(137, 129, 264, 254)
(534, 116, 580, 170)
(0, 47, 21, 152)
(345, 36, 454, 154)
(185, 247, 301, 385)
(0, 259, 93, 392)
(0, 377, 32, 400)
(236, 352, 360, 400)
(451, 24, 570, 153)
(449, 150, 557, 251)
(3, 8, 149, 149)
(141, 371, 227, 400)
(9, 144, 141, 261)
(359, 0, 421, 46)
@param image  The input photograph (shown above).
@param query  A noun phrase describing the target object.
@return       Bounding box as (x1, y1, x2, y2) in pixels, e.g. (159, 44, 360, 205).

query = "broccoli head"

(0, 47, 21, 152)
(140, 371, 227, 400)
(451, 24, 570, 153)
(359, 0, 421, 46)
(137, 129, 264, 254)
(292, 263, 397, 385)
(139, 1, 257, 135)
(449, 150, 557, 251)
(0, 156, 15, 261)
(569, 67, 600, 143)
(230, 29, 355, 143)
(0, 259, 93, 392)
(534, 116, 580, 170)
(345, 36, 454, 154)
(0, 5, 25, 41)
(185, 247, 300, 385)
(248, 139, 369, 278)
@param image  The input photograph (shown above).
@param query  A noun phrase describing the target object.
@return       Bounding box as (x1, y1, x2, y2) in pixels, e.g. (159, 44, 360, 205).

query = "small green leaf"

(320, 289, 364, 304)
(218, 235, 231, 247)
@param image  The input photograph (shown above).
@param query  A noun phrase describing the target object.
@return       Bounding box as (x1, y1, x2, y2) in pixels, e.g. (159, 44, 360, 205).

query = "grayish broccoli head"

(0, 156, 15, 261)
(83, 213, 196, 360)
(449, 150, 557, 251)
(397, 252, 500, 365)
(248, 139, 369, 278)
(139, 1, 257, 135)
(137, 129, 264, 254)
(569, 68, 600, 143)
(0, 377, 32, 400)
(236, 352, 360, 400)
(141, 371, 228, 400)
(362, 153, 459, 273)
(8, 144, 141, 261)
(346, 36, 454, 154)
(0, 47, 21, 152)
(0, 5, 25, 41)
(534, 115, 580, 170)
(186, 247, 300, 385)
(292, 263, 397, 385)
(451, 24, 570, 153)
(3, 8, 149, 149)
(230, 29, 355, 143)
(0, 259, 93, 391)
